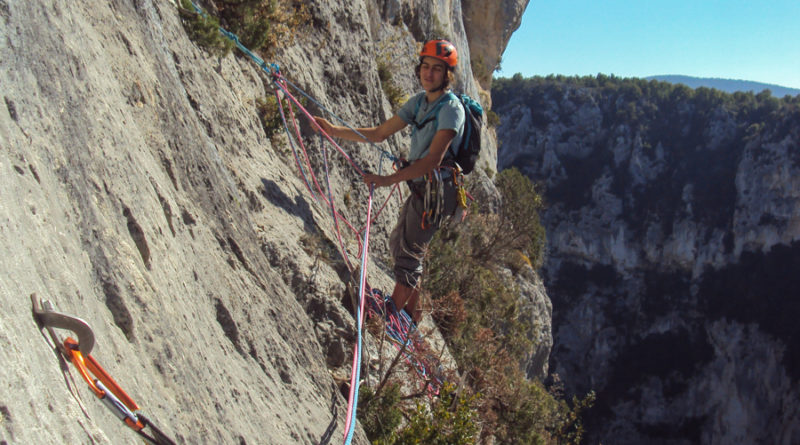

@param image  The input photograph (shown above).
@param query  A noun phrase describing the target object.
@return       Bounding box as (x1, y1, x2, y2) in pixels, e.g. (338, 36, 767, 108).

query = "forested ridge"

(490, 73, 800, 444)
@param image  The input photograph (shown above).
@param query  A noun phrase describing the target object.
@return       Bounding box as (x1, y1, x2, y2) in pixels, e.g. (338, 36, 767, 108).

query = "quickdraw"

(454, 167, 468, 210)
(421, 165, 467, 229)
(31, 294, 176, 445)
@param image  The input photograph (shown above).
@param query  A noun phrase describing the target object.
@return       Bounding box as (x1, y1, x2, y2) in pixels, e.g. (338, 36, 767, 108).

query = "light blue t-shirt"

(396, 91, 465, 162)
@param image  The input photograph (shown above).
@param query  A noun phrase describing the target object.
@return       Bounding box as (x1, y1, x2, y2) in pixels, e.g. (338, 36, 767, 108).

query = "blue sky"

(498, 0, 800, 89)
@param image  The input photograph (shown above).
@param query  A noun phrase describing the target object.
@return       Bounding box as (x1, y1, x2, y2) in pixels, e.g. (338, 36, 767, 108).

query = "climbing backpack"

(411, 92, 484, 174)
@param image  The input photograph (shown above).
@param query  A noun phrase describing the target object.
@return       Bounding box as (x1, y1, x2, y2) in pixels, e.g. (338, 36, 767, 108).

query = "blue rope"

(275, 76, 398, 163)
(346, 157, 390, 445)
(184, 4, 410, 440)
(344, 184, 374, 445)
(187, 1, 398, 165)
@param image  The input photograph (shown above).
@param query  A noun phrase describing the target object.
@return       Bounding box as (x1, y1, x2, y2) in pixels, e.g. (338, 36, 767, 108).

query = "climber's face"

(419, 56, 448, 91)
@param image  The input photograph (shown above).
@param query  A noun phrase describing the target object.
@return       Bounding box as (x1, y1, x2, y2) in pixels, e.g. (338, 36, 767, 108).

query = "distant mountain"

(647, 75, 800, 97)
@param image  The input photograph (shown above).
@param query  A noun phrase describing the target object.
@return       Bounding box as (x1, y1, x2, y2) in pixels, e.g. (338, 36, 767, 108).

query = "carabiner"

(32, 294, 177, 445)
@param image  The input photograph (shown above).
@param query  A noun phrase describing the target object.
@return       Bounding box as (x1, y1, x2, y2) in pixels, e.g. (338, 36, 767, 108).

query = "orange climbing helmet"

(419, 39, 458, 69)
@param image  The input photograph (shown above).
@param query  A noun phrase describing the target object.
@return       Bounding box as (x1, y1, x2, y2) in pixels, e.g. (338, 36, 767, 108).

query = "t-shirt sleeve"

(396, 93, 421, 124)
(436, 98, 465, 132)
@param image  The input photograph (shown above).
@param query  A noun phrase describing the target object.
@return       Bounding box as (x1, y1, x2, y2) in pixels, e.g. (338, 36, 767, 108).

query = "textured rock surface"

(462, 0, 529, 91)
(0, 0, 538, 443)
(494, 81, 800, 444)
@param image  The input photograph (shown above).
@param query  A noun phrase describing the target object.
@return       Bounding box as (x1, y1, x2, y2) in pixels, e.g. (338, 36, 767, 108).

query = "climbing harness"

(419, 165, 468, 229)
(421, 169, 444, 230)
(31, 294, 176, 445)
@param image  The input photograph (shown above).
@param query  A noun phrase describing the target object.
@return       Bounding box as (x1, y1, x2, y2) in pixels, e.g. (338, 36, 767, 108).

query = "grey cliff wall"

(494, 80, 800, 444)
(462, 0, 529, 91)
(0, 0, 536, 443)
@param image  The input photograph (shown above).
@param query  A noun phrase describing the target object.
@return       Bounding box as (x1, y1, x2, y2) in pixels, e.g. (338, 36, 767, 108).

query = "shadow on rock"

(260, 178, 316, 232)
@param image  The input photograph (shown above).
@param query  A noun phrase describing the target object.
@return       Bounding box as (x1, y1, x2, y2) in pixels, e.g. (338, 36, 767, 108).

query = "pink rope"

(274, 90, 364, 263)
(342, 186, 374, 442)
(276, 77, 365, 175)
(271, 74, 449, 441)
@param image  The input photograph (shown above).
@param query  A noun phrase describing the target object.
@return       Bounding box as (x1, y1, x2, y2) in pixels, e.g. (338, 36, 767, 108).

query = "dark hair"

(415, 58, 456, 90)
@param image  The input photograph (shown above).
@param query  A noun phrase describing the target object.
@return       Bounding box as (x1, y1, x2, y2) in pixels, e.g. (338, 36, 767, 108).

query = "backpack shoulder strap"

(411, 92, 456, 131)
(413, 93, 424, 118)
(445, 93, 468, 160)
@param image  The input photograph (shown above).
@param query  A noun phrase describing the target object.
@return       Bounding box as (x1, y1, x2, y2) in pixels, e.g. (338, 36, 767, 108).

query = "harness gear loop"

(451, 166, 468, 209)
(419, 166, 459, 229)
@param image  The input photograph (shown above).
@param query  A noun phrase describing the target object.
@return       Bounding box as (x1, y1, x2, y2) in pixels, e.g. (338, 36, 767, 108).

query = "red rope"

(274, 81, 404, 271)
(271, 74, 457, 442)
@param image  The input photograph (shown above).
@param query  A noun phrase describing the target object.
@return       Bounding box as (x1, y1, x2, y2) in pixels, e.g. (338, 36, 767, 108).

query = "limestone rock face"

(462, 0, 530, 91)
(494, 80, 800, 444)
(514, 269, 553, 379)
(0, 0, 533, 443)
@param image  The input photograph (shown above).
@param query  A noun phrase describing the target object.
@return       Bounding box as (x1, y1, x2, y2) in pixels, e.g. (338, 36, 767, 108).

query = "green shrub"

(493, 168, 546, 269)
(394, 382, 480, 445)
(256, 95, 284, 138)
(178, 0, 234, 56)
(256, 93, 308, 140)
(376, 36, 410, 110)
(219, 0, 308, 57)
(378, 60, 407, 110)
(358, 384, 403, 445)
(486, 108, 501, 128)
(471, 55, 493, 86)
(179, 0, 308, 58)
(420, 169, 595, 443)
(357, 382, 480, 445)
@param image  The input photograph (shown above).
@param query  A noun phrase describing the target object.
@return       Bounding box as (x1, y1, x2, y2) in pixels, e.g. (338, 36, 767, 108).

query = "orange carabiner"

(63, 337, 145, 431)
(33, 295, 175, 444)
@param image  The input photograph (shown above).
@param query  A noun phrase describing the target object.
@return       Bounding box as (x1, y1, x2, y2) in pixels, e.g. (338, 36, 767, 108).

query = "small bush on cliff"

(256, 95, 284, 138)
(179, 0, 233, 56)
(179, 0, 308, 58)
(486, 108, 501, 128)
(219, 0, 308, 58)
(376, 36, 410, 110)
(377, 60, 407, 110)
(358, 383, 404, 445)
(394, 382, 480, 445)
(256, 93, 307, 142)
(428, 168, 545, 286)
(419, 168, 592, 443)
(358, 382, 479, 445)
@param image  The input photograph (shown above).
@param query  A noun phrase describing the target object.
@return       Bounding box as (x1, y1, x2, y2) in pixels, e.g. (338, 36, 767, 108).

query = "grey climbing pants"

(389, 179, 459, 288)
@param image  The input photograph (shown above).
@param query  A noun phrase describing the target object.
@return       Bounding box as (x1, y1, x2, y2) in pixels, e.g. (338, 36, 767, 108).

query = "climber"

(314, 39, 465, 325)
